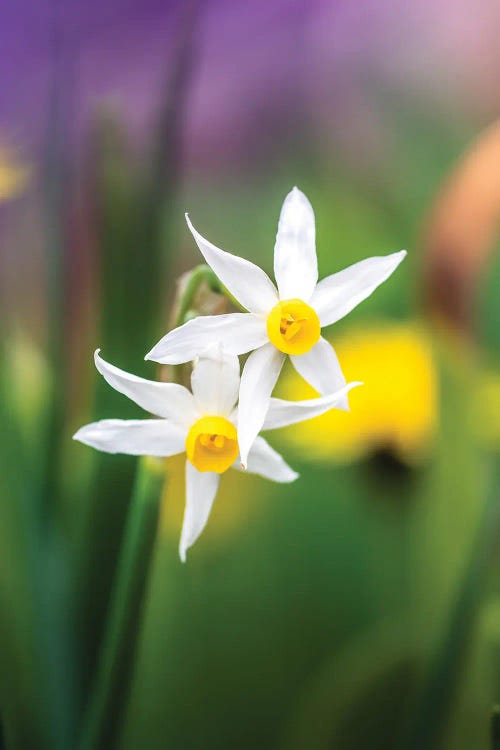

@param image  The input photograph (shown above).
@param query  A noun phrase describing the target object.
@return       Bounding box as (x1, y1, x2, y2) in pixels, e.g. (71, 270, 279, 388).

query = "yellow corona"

(185, 415, 239, 473)
(266, 298, 321, 355)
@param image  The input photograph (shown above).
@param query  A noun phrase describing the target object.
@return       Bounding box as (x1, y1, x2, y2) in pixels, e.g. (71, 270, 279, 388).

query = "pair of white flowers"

(75, 188, 406, 561)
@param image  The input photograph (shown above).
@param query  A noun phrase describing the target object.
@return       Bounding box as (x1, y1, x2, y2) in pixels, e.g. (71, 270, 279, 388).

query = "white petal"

(145, 313, 267, 365)
(263, 382, 363, 430)
(179, 462, 220, 562)
(232, 436, 298, 483)
(274, 187, 318, 301)
(311, 250, 407, 327)
(291, 337, 349, 408)
(186, 214, 278, 314)
(73, 419, 186, 456)
(237, 343, 285, 468)
(95, 350, 196, 427)
(191, 344, 240, 416)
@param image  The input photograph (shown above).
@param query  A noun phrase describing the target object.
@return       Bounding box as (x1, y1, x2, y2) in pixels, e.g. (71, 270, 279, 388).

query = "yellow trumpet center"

(266, 298, 321, 355)
(185, 416, 239, 473)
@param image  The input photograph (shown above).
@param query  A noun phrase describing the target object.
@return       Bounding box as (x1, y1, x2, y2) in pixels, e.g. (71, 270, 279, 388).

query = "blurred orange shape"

(423, 119, 500, 334)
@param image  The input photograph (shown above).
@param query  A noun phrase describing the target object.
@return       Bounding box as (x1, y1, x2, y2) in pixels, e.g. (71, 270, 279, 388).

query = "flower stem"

(79, 458, 165, 750)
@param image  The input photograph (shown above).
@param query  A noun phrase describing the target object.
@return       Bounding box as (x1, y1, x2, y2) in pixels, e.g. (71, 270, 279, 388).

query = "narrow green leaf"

(76, 3, 201, 698)
(79, 458, 165, 750)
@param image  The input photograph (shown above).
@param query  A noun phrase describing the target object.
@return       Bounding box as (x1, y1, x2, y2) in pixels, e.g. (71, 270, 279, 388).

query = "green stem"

(79, 458, 165, 750)
(76, 1, 201, 701)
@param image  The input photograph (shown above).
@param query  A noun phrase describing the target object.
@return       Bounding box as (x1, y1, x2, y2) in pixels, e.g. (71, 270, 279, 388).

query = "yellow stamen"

(186, 415, 238, 473)
(267, 298, 321, 355)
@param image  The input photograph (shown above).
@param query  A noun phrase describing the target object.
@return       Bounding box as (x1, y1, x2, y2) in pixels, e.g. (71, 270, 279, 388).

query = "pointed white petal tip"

(345, 380, 364, 393)
(72, 424, 91, 442)
(144, 342, 162, 361)
(341, 381, 364, 412)
(72, 425, 94, 444)
(179, 547, 187, 563)
(290, 185, 308, 199)
(144, 343, 162, 361)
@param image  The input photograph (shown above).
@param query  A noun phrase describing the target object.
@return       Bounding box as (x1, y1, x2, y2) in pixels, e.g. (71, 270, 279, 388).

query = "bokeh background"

(0, 1, 499, 749)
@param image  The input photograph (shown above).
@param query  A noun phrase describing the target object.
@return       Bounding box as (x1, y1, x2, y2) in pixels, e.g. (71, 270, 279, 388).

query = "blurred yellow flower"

(278, 322, 438, 464)
(0, 145, 29, 201)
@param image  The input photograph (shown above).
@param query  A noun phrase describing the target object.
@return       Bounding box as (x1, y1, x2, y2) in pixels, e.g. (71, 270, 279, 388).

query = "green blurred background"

(0, 2, 499, 748)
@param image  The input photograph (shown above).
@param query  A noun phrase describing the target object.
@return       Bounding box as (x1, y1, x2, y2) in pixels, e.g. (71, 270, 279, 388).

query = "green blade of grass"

(79, 458, 165, 750)
(75, 3, 202, 700)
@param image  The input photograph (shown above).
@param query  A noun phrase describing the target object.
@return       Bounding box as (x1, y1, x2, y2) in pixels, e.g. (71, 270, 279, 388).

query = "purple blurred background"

(2, 0, 499, 166)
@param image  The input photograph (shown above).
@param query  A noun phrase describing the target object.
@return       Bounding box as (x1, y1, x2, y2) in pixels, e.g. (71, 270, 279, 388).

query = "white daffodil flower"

(146, 187, 405, 468)
(73, 347, 361, 561)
